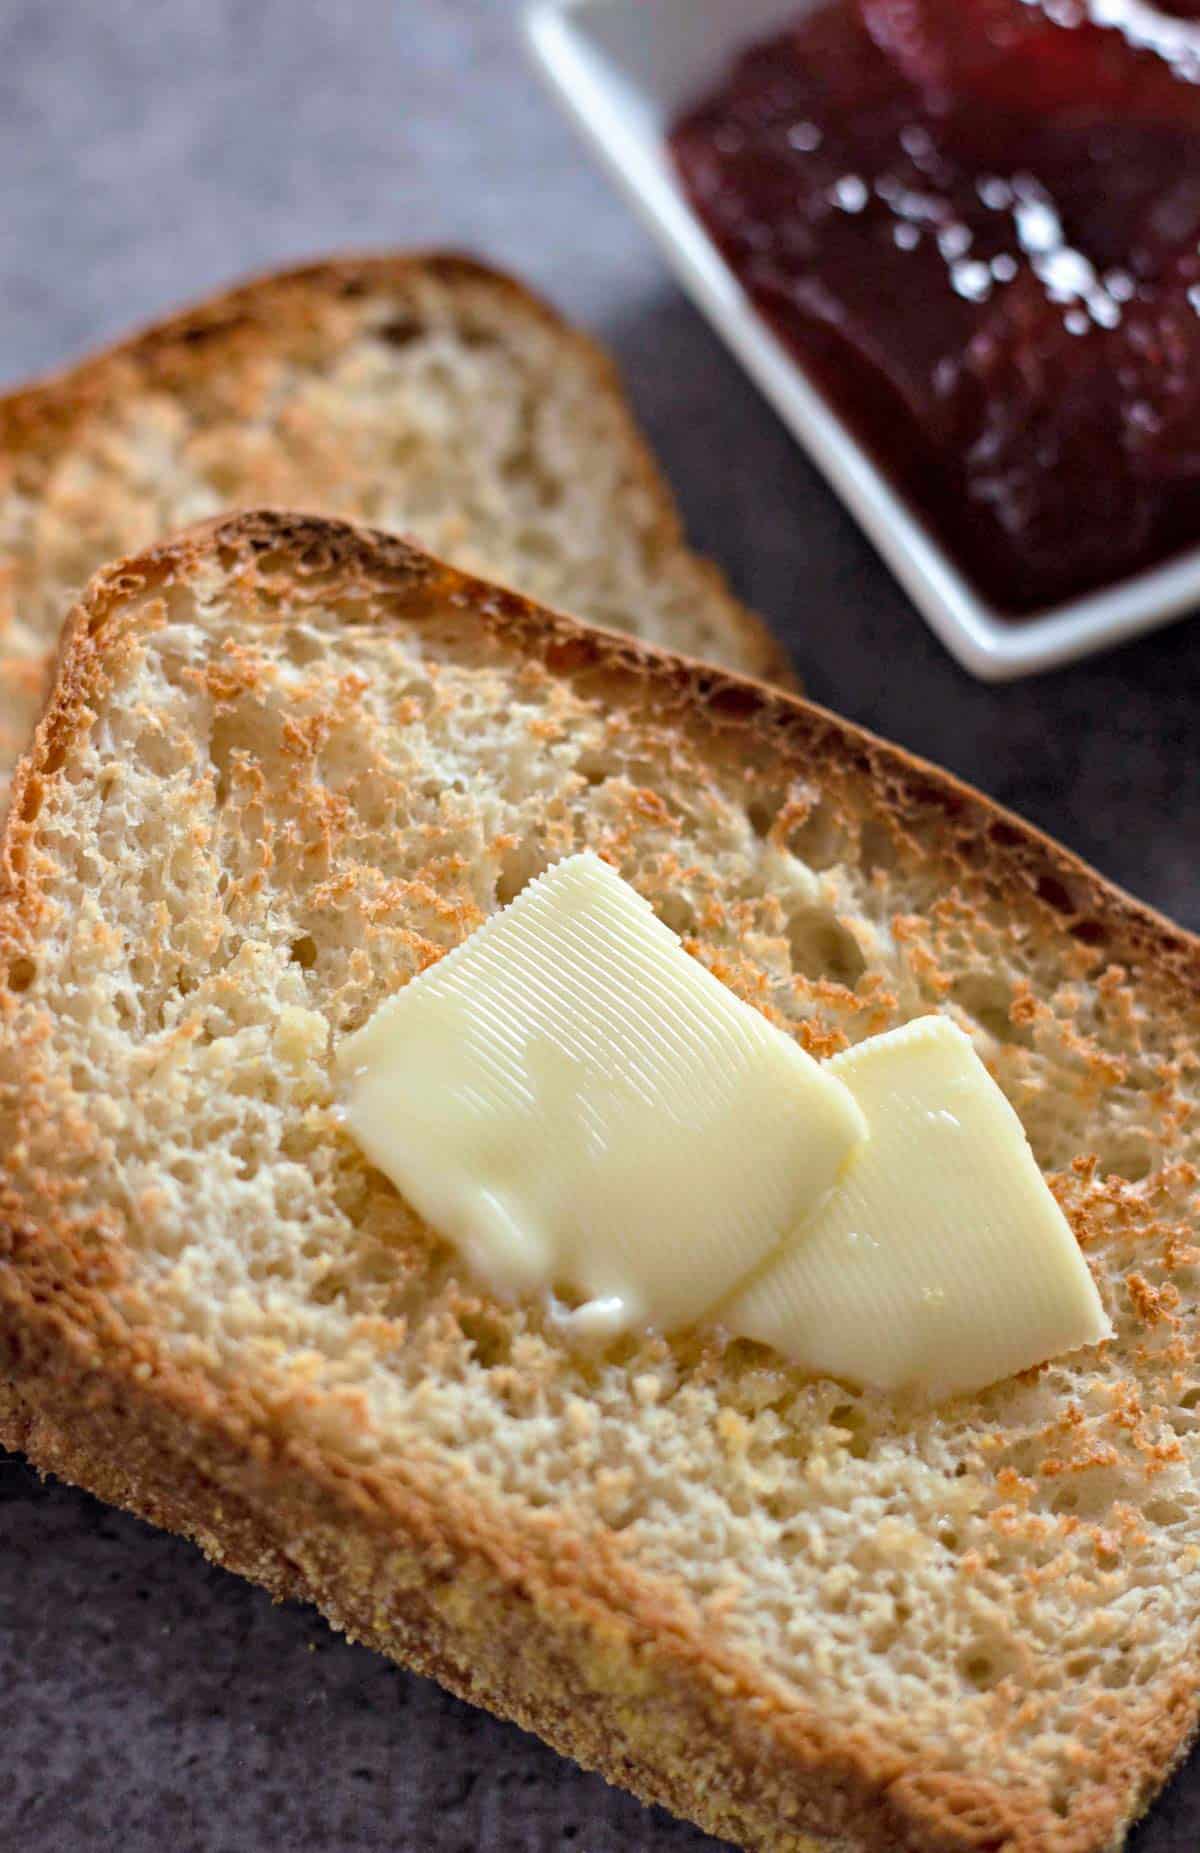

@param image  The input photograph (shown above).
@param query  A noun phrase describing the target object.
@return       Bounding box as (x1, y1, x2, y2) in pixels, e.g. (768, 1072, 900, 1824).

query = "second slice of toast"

(0, 251, 786, 813)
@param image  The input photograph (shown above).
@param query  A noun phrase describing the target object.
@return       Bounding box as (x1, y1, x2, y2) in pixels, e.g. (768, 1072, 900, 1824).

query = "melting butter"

(723, 1016, 1112, 1398)
(337, 852, 867, 1332)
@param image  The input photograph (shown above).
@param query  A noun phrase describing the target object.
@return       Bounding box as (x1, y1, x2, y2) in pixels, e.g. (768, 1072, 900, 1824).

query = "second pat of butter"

(337, 852, 866, 1332)
(723, 1016, 1111, 1396)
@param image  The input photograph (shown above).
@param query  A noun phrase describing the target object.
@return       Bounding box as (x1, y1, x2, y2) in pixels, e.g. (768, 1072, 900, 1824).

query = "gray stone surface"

(1, 1, 1198, 1847)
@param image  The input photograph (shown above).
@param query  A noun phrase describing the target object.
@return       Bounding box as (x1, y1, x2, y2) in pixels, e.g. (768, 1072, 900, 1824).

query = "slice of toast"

(0, 251, 786, 815)
(2, 511, 1198, 1853)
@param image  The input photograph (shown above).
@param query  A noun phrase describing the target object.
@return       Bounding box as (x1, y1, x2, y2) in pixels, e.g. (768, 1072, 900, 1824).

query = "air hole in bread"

(962, 1651, 999, 1690)
(787, 911, 866, 989)
(18, 777, 41, 824)
(283, 625, 326, 668)
(1102, 1140, 1153, 1184)
(950, 827, 990, 871)
(495, 846, 546, 909)
(178, 314, 246, 348)
(782, 797, 845, 872)
(1050, 1475, 1128, 1521)
(208, 714, 244, 807)
(543, 637, 596, 677)
(291, 935, 318, 971)
(706, 680, 762, 723)
(950, 973, 1034, 1049)
(310, 1273, 348, 1309)
(377, 316, 420, 348)
(747, 797, 775, 840)
(7, 956, 36, 993)
(901, 774, 964, 824)
(1070, 917, 1108, 948)
(858, 815, 894, 876)
(297, 540, 341, 576)
(248, 547, 293, 578)
(1145, 1498, 1188, 1527)
(830, 1403, 872, 1459)
(458, 1309, 512, 1371)
(1035, 871, 1077, 916)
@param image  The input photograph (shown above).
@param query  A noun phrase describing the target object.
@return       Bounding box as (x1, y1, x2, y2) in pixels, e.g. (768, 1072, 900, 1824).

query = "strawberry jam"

(670, 0, 1200, 614)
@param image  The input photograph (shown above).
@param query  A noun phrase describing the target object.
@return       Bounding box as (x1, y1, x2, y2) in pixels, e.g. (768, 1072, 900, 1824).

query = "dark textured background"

(1, 3, 1198, 1848)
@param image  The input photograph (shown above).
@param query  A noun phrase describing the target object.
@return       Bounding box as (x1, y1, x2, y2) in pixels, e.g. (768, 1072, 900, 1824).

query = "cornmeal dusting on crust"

(1, 514, 1199, 1853)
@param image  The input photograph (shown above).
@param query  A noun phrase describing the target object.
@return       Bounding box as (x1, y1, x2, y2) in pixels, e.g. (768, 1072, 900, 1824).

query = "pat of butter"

(337, 852, 866, 1332)
(723, 1016, 1111, 1398)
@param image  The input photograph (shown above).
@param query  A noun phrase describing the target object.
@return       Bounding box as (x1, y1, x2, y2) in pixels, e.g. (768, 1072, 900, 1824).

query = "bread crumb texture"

(0, 253, 783, 811)
(3, 514, 1200, 1853)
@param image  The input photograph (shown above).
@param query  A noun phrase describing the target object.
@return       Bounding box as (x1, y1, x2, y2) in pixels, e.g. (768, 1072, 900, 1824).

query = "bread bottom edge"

(0, 1373, 851, 1853)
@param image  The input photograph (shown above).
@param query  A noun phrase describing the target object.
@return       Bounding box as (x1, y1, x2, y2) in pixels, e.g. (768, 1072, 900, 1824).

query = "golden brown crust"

(1, 1291, 1077, 1853)
(3, 511, 1199, 1853)
(0, 1363, 853, 1853)
(0, 249, 791, 687)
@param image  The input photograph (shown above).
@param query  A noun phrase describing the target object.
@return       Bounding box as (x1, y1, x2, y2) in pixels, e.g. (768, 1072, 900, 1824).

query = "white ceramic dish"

(524, 0, 1200, 680)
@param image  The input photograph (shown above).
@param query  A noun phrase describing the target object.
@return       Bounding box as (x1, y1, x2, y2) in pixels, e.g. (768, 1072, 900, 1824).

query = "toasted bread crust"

(0, 249, 790, 694)
(3, 512, 1199, 1853)
(0, 1364, 858, 1853)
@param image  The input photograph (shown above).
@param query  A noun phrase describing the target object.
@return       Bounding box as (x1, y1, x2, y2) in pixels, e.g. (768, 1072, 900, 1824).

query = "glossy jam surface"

(670, 0, 1200, 613)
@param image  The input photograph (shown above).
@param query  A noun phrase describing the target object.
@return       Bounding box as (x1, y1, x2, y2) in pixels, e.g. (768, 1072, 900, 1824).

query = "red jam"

(670, 0, 1200, 614)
